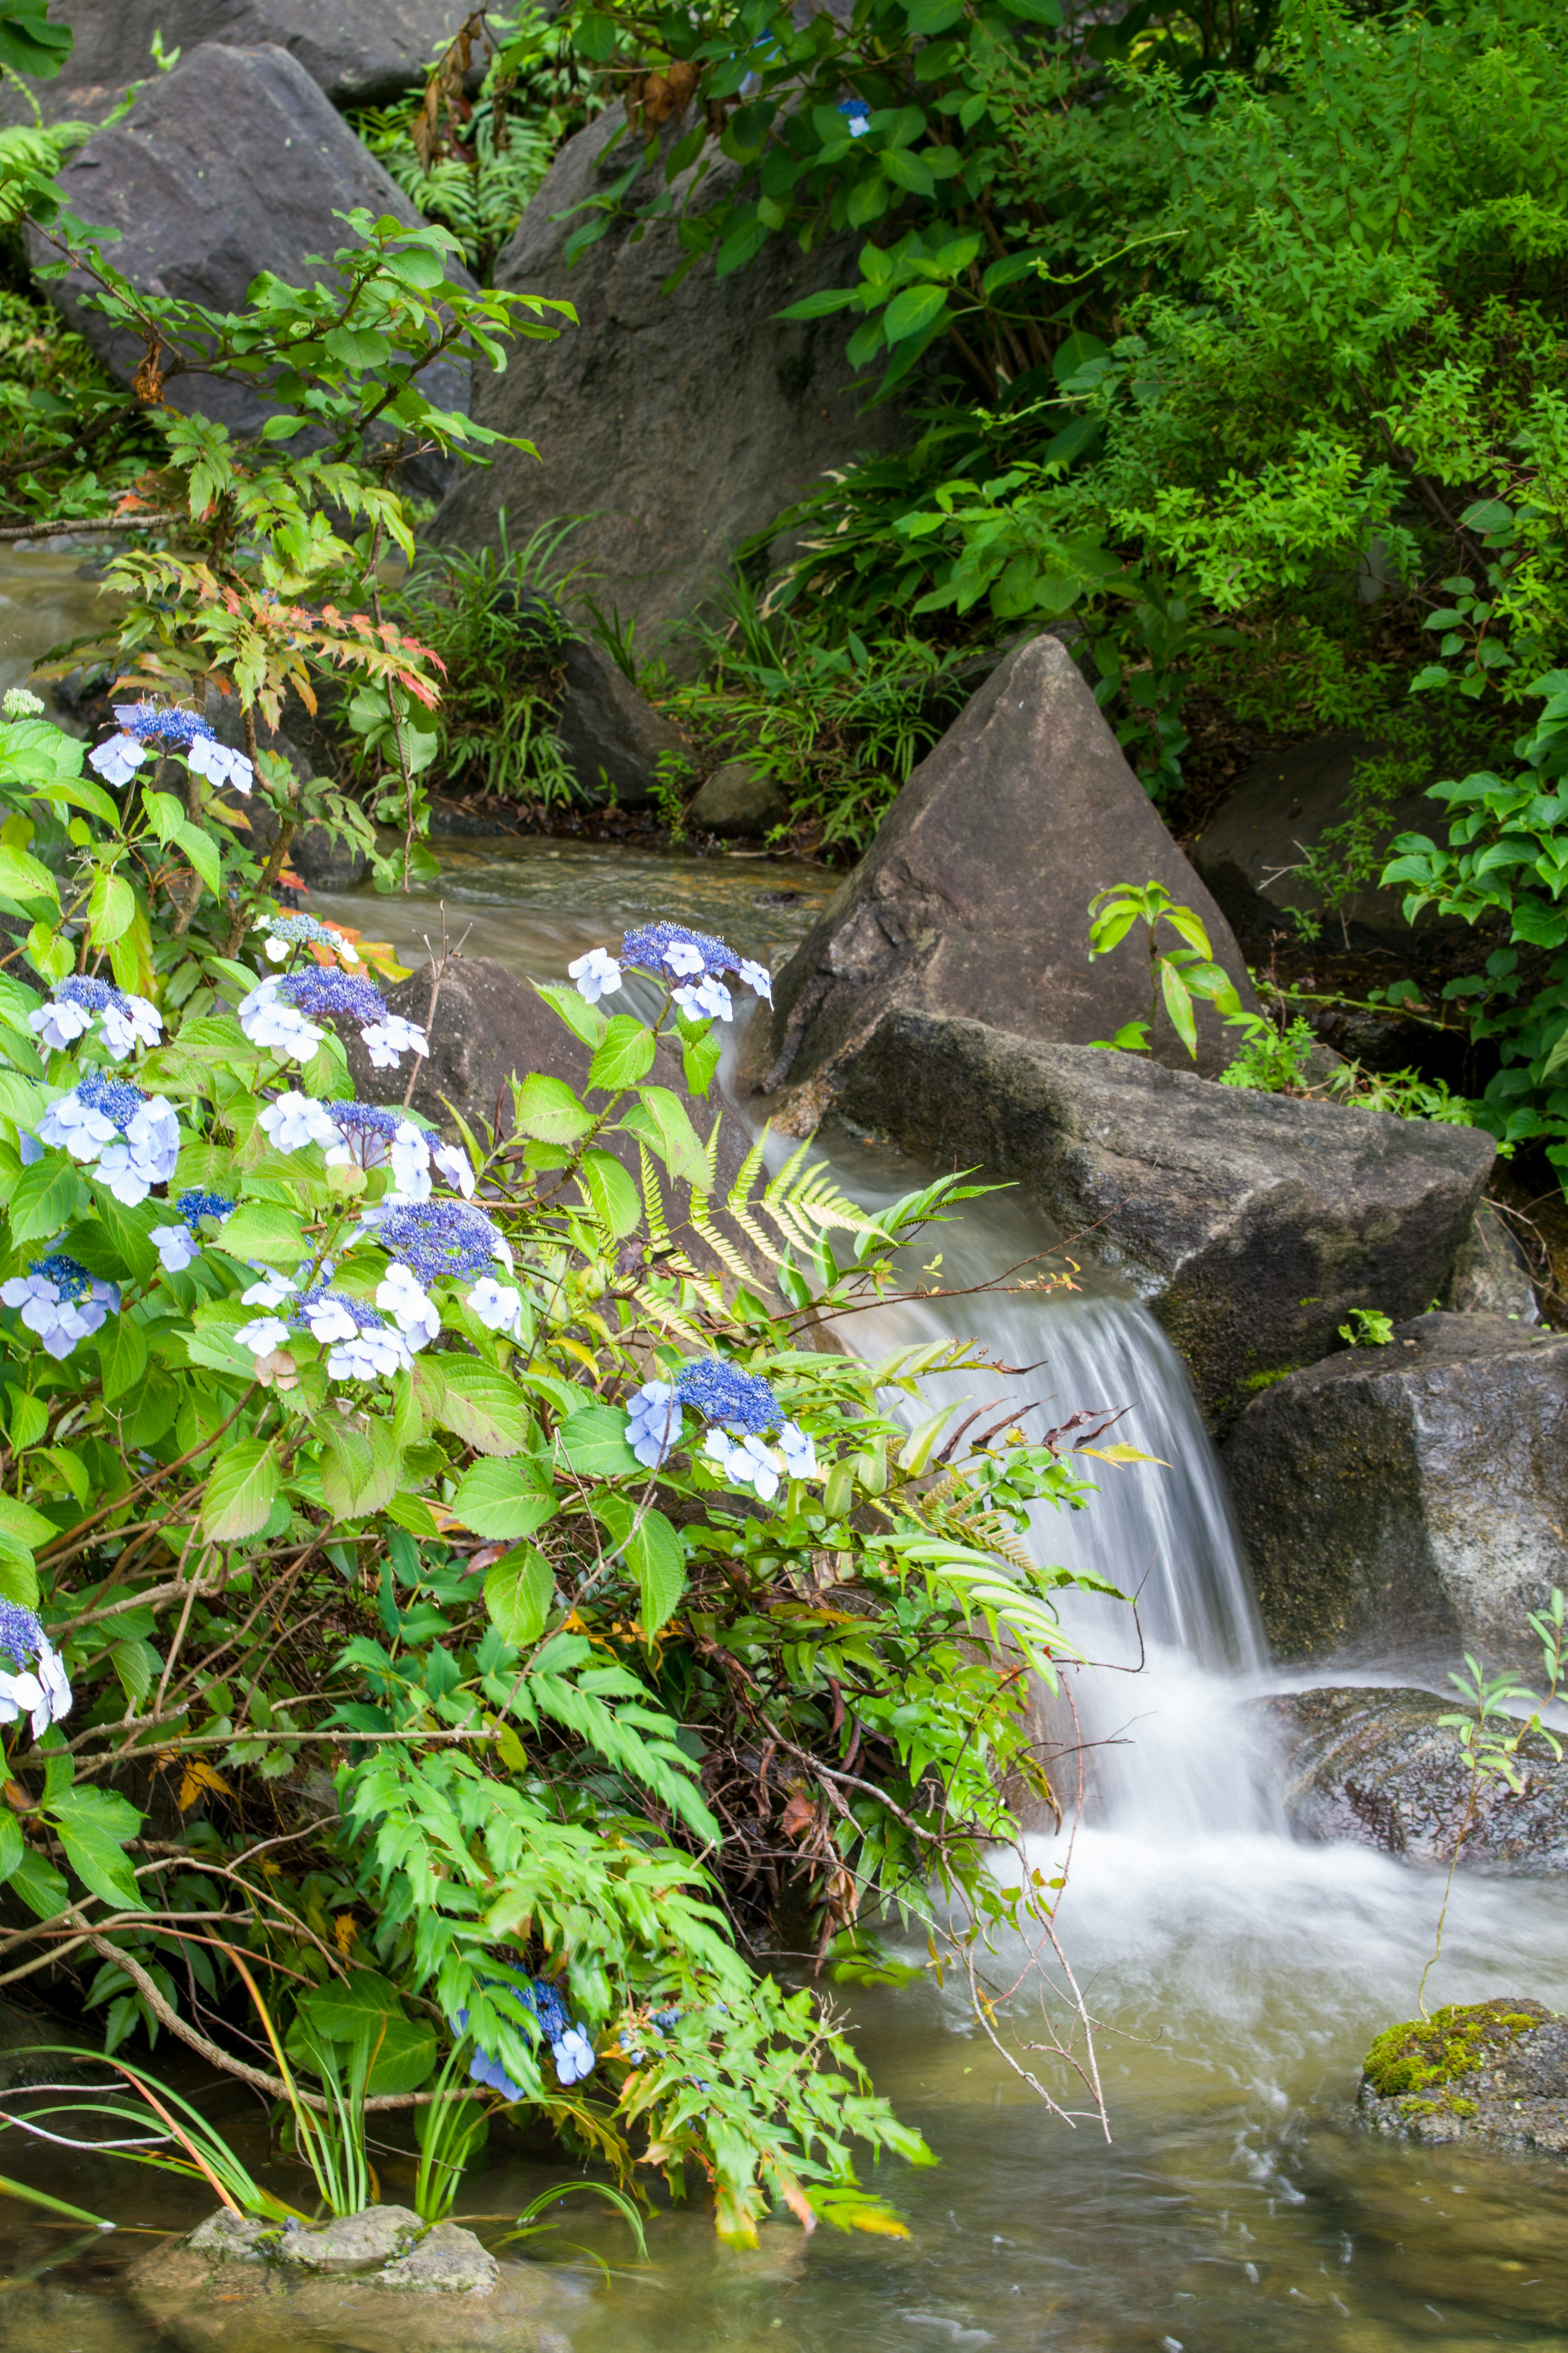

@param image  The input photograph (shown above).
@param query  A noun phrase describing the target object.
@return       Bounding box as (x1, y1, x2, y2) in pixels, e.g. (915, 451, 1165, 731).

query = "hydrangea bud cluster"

(623, 1355, 818, 1498)
(0, 1253, 118, 1360)
(29, 977, 163, 1062)
(238, 970, 428, 1069)
(37, 1074, 179, 1206)
(839, 94, 871, 133)
(256, 912, 360, 965)
(89, 701, 254, 795)
(568, 923, 774, 1023)
(150, 1189, 234, 1274)
(0, 1600, 71, 1738)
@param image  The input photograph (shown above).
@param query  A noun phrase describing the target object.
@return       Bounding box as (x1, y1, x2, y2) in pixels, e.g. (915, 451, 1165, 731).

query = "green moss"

(1242, 1367, 1296, 1393)
(1363, 2000, 1548, 2119)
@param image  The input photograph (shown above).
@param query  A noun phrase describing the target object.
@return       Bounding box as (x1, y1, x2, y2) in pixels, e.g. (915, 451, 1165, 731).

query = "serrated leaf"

(451, 1457, 559, 1541)
(383, 1490, 442, 1539)
(531, 981, 607, 1048)
(0, 1812, 20, 1885)
(98, 1311, 147, 1402)
(436, 1359, 529, 1457)
(320, 1420, 400, 1519)
(9, 1847, 67, 1920)
(587, 1015, 656, 1092)
(5, 1155, 87, 1245)
(577, 1147, 641, 1238)
(220, 1200, 307, 1266)
(174, 821, 222, 897)
(594, 1495, 686, 1633)
(484, 1543, 554, 1646)
(559, 1403, 642, 1479)
(0, 843, 58, 907)
(617, 1087, 709, 1189)
(87, 869, 136, 947)
(202, 1439, 281, 1539)
(513, 1072, 593, 1145)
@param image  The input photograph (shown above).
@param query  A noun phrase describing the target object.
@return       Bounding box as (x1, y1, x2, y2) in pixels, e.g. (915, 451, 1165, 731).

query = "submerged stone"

(1359, 1998, 1568, 2155)
(126, 2201, 581, 2352)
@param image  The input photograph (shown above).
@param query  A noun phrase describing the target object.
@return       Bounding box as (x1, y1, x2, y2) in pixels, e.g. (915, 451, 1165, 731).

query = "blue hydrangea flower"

(95, 702, 254, 795)
(238, 971, 427, 1069)
(176, 1189, 234, 1233)
(0, 1252, 118, 1360)
(0, 1599, 70, 1738)
(626, 1379, 681, 1469)
(258, 912, 360, 964)
(29, 976, 162, 1060)
(275, 970, 388, 1027)
(674, 1357, 780, 1434)
(152, 1191, 232, 1274)
(621, 922, 738, 982)
(37, 1074, 180, 1204)
(452, 1976, 597, 2096)
(838, 95, 871, 135)
(369, 1199, 508, 1287)
(0, 1602, 44, 1668)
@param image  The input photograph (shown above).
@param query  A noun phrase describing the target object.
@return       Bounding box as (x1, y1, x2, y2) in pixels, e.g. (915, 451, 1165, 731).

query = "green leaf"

(593, 1495, 687, 1633)
(50, 1794, 141, 1910)
(383, 1490, 442, 1539)
(577, 1148, 641, 1238)
(0, 843, 58, 908)
(881, 147, 936, 197)
(883, 283, 948, 344)
(559, 1404, 642, 1480)
(174, 821, 222, 897)
(531, 981, 607, 1049)
(616, 1087, 710, 1189)
(80, 1191, 159, 1283)
(513, 1073, 594, 1145)
(5, 1155, 87, 1245)
(220, 1200, 307, 1266)
(681, 1025, 723, 1099)
(9, 1847, 67, 1920)
(484, 1543, 554, 1646)
(777, 285, 862, 321)
(291, 1972, 436, 2097)
(587, 1015, 657, 1092)
(203, 1439, 281, 1540)
(319, 1421, 400, 1519)
(87, 869, 136, 947)
(451, 1457, 559, 1541)
(0, 1556, 38, 1610)
(0, 1812, 20, 1885)
(1159, 961, 1198, 1058)
(436, 1359, 530, 1457)
(98, 1311, 147, 1403)
(0, 1493, 57, 1558)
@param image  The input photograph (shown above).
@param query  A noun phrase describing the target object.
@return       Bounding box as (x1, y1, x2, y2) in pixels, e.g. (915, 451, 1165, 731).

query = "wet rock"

(752, 634, 1256, 1102)
(31, 44, 469, 501)
(377, 2220, 499, 2293)
(432, 104, 908, 662)
(1221, 1312, 1568, 1662)
(826, 1014, 1492, 1432)
(1256, 1685, 1568, 1869)
(1191, 731, 1446, 941)
(1358, 1998, 1568, 2154)
(276, 2204, 421, 2268)
(687, 762, 787, 838)
(1446, 1199, 1537, 1322)
(126, 2201, 580, 2352)
(27, 1, 462, 120)
(555, 638, 691, 807)
(288, 821, 374, 891)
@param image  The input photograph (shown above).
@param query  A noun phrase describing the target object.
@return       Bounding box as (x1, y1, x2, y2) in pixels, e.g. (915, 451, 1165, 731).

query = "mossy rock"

(1358, 1997, 1568, 2155)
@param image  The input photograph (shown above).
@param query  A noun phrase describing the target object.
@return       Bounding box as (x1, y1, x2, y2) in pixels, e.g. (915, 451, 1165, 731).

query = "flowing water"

(3, 551, 1568, 2346)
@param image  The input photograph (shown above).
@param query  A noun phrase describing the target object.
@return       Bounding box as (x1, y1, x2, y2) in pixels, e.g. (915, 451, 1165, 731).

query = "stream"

(3, 558, 1568, 2349)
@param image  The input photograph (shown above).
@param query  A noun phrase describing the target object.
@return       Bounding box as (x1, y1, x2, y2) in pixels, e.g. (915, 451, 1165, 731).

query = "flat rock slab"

(1256, 1684, 1568, 1870)
(32, 42, 468, 495)
(753, 632, 1256, 1100)
(1221, 1311, 1568, 1659)
(129, 2205, 578, 2353)
(829, 1012, 1491, 1432)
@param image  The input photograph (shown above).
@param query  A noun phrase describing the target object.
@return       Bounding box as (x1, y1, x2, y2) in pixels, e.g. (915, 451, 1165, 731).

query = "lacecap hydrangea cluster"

(0, 1601, 71, 1738)
(453, 1976, 596, 2098)
(29, 977, 162, 1061)
(568, 922, 774, 1024)
(625, 1356, 817, 1501)
(36, 1073, 179, 1207)
(234, 1202, 521, 1374)
(0, 1253, 118, 1360)
(256, 912, 360, 965)
(89, 701, 254, 796)
(238, 969, 428, 1071)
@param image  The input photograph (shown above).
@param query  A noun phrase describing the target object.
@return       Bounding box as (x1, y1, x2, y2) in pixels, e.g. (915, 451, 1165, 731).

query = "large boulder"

(31, 43, 468, 495)
(1358, 1999, 1568, 2156)
(555, 636, 692, 807)
(432, 104, 909, 660)
(827, 1012, 1492, 1431)
(751, 633, 1257, 1103)
(1221, 1311, 1568, 1662)
(1257, 1684, 1568, 1871)
(31, 2, 461, 119)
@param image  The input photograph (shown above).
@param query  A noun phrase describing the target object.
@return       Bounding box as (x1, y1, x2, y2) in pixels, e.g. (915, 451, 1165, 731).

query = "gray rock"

(29, 1, 461, 119)
(1447, 1199, 1538, 1322)
(1191, 730, 1447, 940)
(432, 104, 909, 662)
(1221, 1312, 1568, 1662)
(276, 2204, 422, 2268)
(376, 2221, 499, 2294)
(827, 1013, 1492, 1432)
(187, 2210, 271, 2262)
(555, 637, 691, 807)
(290, 821, 373, 890)
(751, 634, 1257, 1103)
(1256, 1684, 1568, 1869)
(687, 761, 787, 838)
(31, 44, 470, 500)
(1358, 1998, 1568, 2155)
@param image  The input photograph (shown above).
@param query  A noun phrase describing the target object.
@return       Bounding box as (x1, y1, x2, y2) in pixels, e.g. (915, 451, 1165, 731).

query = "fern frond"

(639, 1145, 670, 1247)
(688, 1198, 760, 1287)
(630, 1284, 710, 1349)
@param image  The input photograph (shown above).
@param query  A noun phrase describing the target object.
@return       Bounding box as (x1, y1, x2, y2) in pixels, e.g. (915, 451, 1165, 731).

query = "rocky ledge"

(126, 2203, 582, 2353)
(1359, 1999, 1568, 2154)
